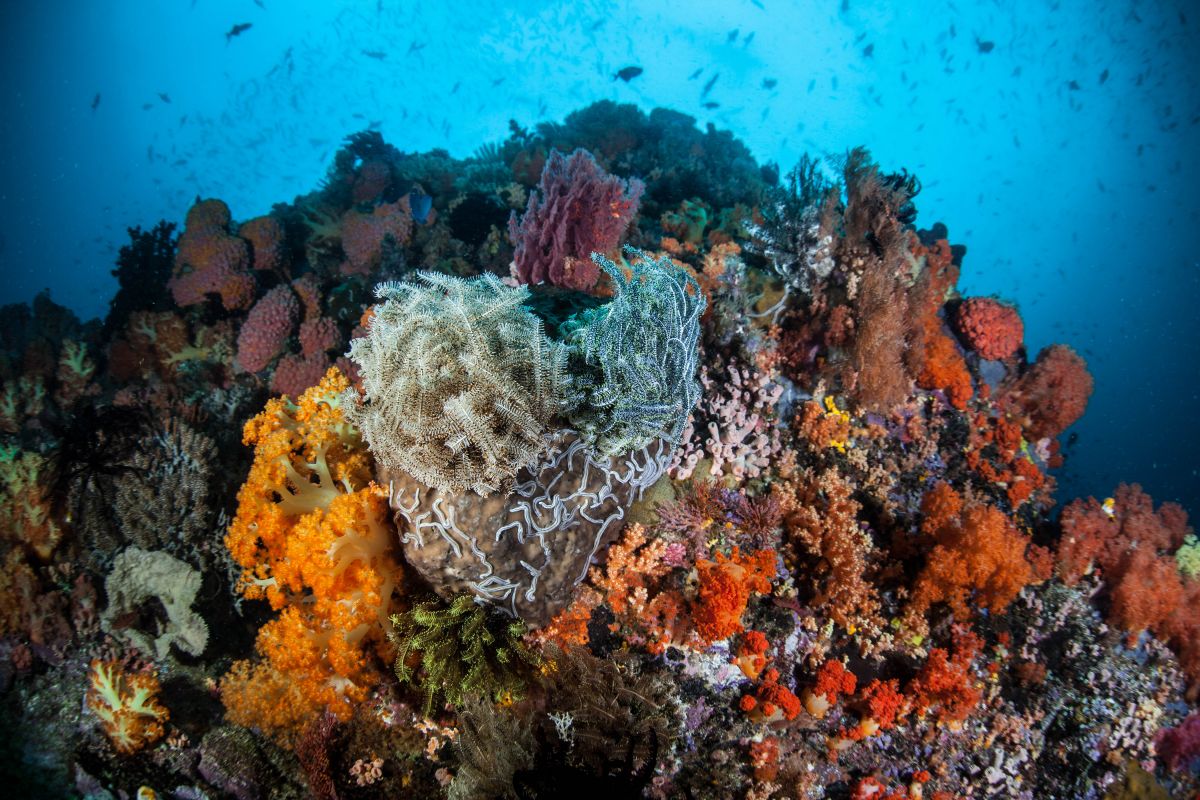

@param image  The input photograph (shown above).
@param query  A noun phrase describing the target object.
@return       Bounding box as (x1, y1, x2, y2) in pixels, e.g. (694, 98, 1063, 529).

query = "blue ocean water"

(0, 0, 1196, 515)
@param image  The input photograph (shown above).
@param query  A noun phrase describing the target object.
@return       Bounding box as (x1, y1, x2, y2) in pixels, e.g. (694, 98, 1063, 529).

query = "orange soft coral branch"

(906, 483, 1050, 628)
(777, 468, 882, 634)
(693, 547, 776, 644)
(222, 368, 403, 744)
(87, 660, 169, 754)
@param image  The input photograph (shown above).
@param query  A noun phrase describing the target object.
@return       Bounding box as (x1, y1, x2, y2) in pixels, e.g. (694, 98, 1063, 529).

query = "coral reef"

(0, 102, 1193, 800)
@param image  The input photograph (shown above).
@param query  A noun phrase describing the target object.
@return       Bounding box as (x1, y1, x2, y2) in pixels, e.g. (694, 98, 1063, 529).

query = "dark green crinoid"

(389, 595, 542, 716)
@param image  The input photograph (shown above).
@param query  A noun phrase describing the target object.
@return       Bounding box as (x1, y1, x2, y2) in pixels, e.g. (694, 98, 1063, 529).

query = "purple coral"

(670, 360, 785, 481)
(508, 148, 644, 292)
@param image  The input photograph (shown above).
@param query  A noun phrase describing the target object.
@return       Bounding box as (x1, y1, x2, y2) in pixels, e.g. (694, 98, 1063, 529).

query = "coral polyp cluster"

(0, 102, 1195, 799)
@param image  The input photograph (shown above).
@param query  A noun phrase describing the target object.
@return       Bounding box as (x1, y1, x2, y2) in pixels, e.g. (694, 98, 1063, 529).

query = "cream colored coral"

(102, 547, 208, 658)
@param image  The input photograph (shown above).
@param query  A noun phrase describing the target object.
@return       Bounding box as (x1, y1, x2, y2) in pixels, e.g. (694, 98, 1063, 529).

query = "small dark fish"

(751, 0, 764, 9)
(368, 119, 382, 130)
(702, 101, 719, 109)
(701, 73, 719, 97)
(613, 66, 643, 82)
(863, 43, 874, 57)
(407, 41, 425, 55)
(975, 37, 994, 53)
(253, 0, 265, 8)
(409, 191, 433, 223)
(362, 50, 386, 60)
(141, 103, 154, 110)
(688, 68, 703, 80)
(949, 23, 956, 37)
(491, 77, 506, 87)
(90, 93, 101, 112)
(225, 22, 252, 43)
(744, 32, 755, 46)
(727, 28, 739, 43)
(451, 81, 461, 94)
(1068, 80, 1081, 91)
(158, 92, 171, 103)
(1099, 68, 1109, 84)
(762, 78, 777, 90)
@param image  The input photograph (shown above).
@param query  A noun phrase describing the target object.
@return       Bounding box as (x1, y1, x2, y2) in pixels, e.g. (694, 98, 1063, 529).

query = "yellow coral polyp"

(86, 660, 169, 754)
(822, 396, 852, 453)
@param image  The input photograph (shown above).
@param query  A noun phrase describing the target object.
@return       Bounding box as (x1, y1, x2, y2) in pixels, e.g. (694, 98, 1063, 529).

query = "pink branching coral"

(1156, 711, 1200, 773)
(953, 297, 1023, 360)
(508, 148, 644, 291)
(168, 198, 255, 311)
(670, 360, 785, 482)
(236, 285, 299, 373)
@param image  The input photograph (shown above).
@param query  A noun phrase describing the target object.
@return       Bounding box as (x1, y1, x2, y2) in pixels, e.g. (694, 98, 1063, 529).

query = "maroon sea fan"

(508, 148, 644, 292)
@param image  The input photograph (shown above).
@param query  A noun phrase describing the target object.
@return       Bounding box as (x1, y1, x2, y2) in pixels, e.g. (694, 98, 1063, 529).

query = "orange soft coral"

(222, 368, 403, 743)
(740, 667, 802, 723)
(734, 630, 770, 680)
(0, 450, 62, 561)
(907, 628, 983, 725)
(693, 547, 776, 644)
(87, 660, 169, 754)
(777, 468, 881, 634)
(906, 484, 1050, 627)
(802, 658, 857, 719)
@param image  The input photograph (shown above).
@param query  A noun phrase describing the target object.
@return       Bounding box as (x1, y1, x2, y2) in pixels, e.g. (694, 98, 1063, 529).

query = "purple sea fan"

(508, 147, 644, 291)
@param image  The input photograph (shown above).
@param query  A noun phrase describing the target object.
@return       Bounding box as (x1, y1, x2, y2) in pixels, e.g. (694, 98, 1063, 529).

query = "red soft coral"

(907, 483, 1050, 627)
(1058, 484, 1195, 661)
(693, 548, 776, 643)
(508, 148, 644, 292)
(953, 297, 1023, 360)
(1005, 344, 1092, 439)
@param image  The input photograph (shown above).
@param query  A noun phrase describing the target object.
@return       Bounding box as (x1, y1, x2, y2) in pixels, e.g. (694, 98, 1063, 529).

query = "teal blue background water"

(1, 0, 1196, 514)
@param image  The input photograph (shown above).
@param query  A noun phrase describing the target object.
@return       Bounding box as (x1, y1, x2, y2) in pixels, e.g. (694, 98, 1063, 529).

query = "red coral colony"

(0, 102, 1196, 800)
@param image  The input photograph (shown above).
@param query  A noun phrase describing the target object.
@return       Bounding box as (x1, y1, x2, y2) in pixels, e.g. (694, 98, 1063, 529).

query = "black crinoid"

(447, 647, 678, 800)
(49, 403, 151, 564)
(877, 165, 921, 226)
(510, 728, 660, 799)
(747, 153, 837, 292)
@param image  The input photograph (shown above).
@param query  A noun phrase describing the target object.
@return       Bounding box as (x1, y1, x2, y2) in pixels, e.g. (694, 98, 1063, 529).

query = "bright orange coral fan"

(693, 547, 776, 643)
(87, 660, 169, 754)
(222, 367, 403, 743)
